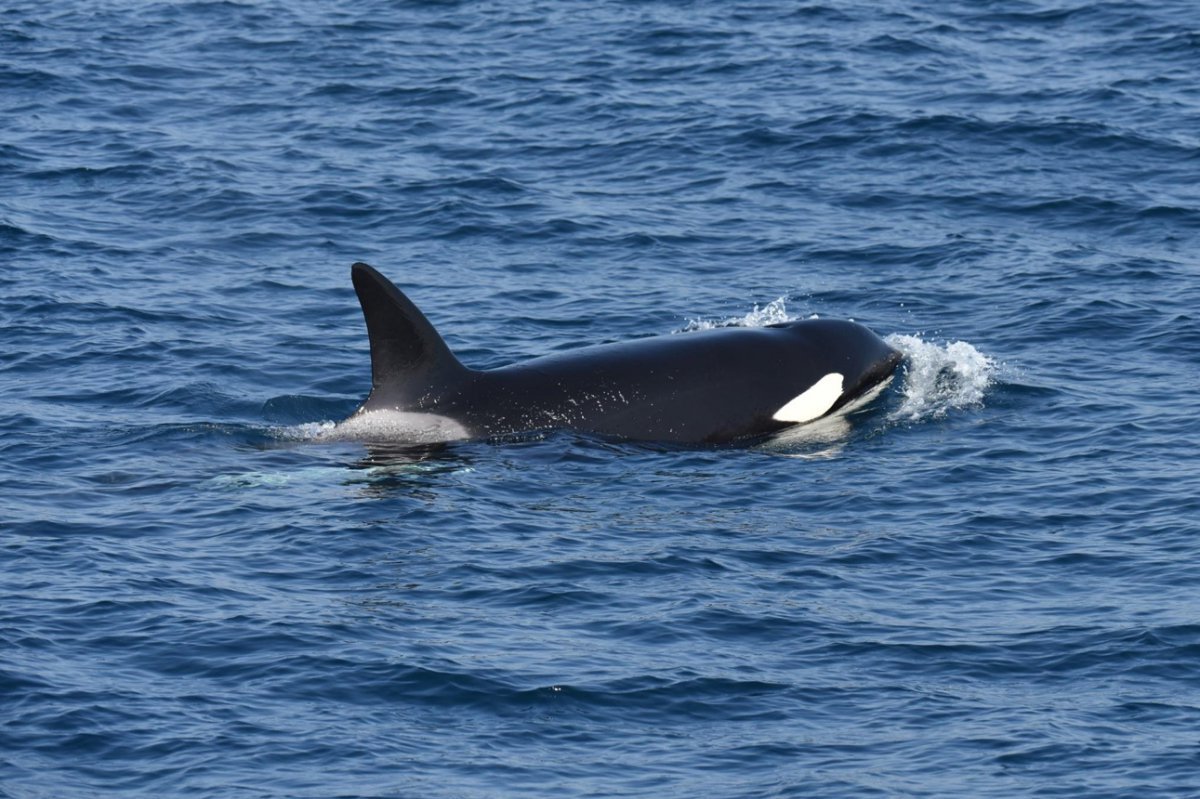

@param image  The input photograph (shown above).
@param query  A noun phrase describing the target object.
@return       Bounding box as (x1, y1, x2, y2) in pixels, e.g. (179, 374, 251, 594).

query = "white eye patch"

(772, 373, 844, 423)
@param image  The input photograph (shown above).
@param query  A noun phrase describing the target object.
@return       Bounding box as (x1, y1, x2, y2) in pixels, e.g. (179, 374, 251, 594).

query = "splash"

(274, 412, 469, 445)
(885, 334, 995, 422)
(679, 297, 796, 331)
(275, 420, 338, 441)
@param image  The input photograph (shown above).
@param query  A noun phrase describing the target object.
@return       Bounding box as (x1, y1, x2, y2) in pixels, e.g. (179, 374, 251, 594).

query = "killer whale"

(339, 262, 902, 445)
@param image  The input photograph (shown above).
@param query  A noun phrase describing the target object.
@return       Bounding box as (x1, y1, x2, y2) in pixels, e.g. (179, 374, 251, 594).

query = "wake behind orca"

(336, 262, 902, 445)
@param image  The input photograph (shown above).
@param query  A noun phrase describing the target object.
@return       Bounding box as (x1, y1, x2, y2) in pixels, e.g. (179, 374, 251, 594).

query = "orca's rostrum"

(338, 262, 902, 445)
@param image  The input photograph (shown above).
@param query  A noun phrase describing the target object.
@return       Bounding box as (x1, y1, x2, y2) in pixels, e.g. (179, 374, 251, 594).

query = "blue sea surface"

(3, 1, 1200, 797)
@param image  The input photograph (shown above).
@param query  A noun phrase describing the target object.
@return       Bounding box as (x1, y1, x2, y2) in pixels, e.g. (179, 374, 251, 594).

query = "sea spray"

(678, 297, 795, 331)
(885, 334, 995, 422)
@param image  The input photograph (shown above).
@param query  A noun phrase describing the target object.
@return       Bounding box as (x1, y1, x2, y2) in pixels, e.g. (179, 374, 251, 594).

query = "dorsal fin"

(351, 262, 470, 409)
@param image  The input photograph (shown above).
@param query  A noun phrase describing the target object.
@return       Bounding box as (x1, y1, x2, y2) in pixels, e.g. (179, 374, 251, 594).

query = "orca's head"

(769, 319, 903, 423)
(831, 320, 901, 403)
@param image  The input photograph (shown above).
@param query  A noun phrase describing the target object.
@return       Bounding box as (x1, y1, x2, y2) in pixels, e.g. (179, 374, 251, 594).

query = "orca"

(336, 262, 902, 445)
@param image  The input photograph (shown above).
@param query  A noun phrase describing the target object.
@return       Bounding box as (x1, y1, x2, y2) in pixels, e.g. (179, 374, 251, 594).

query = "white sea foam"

(679, 297, 796, 331)
(328, 410, 469, 443)
(885, 334, 996, 422)
(273, 411, 469, 445)
(275, 420, 338, 440)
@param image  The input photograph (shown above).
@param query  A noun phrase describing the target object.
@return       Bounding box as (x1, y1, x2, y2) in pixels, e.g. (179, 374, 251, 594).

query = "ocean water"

(3, 1, 1200, 797)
